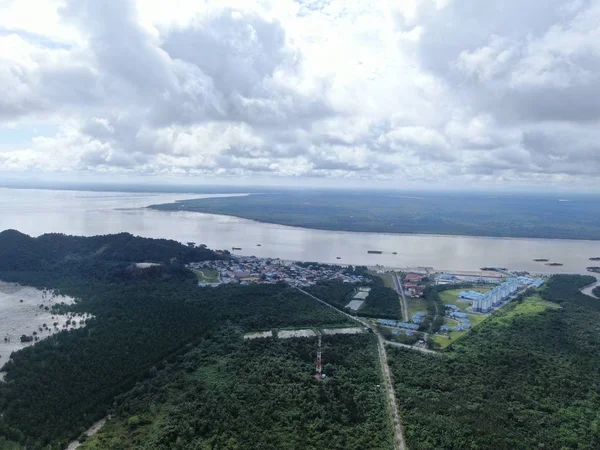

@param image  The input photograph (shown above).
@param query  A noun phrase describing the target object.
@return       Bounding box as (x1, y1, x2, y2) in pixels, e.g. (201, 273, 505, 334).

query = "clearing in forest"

(193, 268, 220, 283)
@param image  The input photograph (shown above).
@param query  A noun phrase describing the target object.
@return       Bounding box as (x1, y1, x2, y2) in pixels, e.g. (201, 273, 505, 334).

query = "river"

(1, 188, 599, 274)
(580, 275, 600, 298)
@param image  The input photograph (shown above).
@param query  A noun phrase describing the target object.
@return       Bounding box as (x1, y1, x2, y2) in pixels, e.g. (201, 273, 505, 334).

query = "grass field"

(193, 268, 220, 283)
(433, 294, 560, 349)
(378, 273, 395, 289)
(438, 287, 492, 304)
(438, 286, 493, 312)
(495, 294, 561, 324)
(433, 313, 489, 348)
(406, 297, 428, 318)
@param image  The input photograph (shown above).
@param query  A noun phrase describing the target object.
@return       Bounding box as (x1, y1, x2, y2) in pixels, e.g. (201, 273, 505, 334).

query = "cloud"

(0, 0, 599, 188)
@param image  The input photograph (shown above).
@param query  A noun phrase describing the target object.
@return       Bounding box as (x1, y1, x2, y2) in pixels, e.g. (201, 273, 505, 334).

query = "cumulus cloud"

(0, 0, 599, 187)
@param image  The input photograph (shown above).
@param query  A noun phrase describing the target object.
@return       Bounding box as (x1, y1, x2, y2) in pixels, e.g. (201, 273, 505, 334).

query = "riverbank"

(580, 275, 600, 299)
(2, 188, 600, 275)
(149, 190, 600, 241)
(0, 281, 90, 374)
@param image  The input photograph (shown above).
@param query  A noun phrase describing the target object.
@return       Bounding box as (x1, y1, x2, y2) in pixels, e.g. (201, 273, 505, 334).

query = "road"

(66, 416, 109, 450)
(295, 288, 373, 328)
(377, 335, 407, 450)
(196, 269, 220, 283)
(295, 287, 406, 450)
(392, 273, 409, 322)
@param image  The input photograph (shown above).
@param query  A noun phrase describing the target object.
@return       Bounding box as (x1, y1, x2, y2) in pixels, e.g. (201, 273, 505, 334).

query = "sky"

(1, 0, 600, 191)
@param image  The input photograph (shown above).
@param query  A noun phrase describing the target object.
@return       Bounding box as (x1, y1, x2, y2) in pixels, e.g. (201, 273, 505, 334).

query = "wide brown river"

(1, 188, 599, 274)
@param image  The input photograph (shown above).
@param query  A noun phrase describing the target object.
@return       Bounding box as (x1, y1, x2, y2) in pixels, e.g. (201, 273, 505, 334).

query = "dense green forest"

(79, 333, 393, 450)
(306, 278, 402, 320)
(150, 191, 600, 240)
(0, 232, 353, 449)
(360, 278, 402, 319)
(388, 275, 600, 449)
(0, 229, 224, 273)
(3, 229, 598, 449)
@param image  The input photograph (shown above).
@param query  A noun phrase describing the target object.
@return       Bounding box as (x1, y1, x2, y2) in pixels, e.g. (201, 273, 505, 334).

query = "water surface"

(1, 188, 599, 274)
(0, 281, 88, 369)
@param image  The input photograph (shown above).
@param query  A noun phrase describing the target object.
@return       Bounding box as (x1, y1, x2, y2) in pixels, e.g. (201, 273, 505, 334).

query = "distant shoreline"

(149, 193, 600, 242)
(151, 205, 600, 243)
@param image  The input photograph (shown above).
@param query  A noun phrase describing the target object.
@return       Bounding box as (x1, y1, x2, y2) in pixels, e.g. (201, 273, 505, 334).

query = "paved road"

(392, 273, 409, 322)
(295, 287, 373, 329)
(295, 287, 406, 450)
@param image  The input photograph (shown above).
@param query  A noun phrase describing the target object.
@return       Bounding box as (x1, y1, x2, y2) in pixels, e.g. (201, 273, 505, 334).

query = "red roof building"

(405, 273, 423, 283)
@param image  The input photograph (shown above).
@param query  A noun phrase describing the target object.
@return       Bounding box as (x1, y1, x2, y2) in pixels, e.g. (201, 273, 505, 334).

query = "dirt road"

(295, 287, 406, 450)
(377, 335, 407, 450)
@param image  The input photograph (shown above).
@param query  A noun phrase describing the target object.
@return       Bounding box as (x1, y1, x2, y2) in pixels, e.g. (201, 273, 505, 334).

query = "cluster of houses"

(403, 272, 426, 297)
(412, 311, 426, 324)
(189, 257, 368, 287)
(392, 329, 416, 337)
(441, 306, 472, 331)
(376, 318, 420, 330)
(435, 272, 504, 285)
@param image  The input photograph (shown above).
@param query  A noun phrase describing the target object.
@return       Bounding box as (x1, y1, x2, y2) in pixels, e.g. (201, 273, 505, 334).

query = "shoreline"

(580, 275, 600, 299)
(148, 204, 600, 243)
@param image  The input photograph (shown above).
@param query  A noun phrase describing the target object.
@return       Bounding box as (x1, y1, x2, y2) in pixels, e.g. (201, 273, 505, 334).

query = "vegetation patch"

(0, 231, 352, 448)
(406, 297, 428, 319)
(495, 294, 561, 324)
(193, 268, 219, 283)
(150, 191, 600, 240)
(81, 333, 394, 450)
(308, 273, 402, 320)
(437, 286, 491, 309)
(388, 275, 600, 450)
(378, 273, 395, 290)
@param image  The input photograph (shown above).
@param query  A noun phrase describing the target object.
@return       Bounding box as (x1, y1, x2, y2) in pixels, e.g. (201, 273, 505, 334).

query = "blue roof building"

(412, 312, 426, 324)
(459, 291, 485, 301)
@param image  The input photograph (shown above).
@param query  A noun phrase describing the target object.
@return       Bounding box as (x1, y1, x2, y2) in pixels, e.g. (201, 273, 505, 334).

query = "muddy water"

(1, 188, 600, 275)
(0, 281, 91, 373)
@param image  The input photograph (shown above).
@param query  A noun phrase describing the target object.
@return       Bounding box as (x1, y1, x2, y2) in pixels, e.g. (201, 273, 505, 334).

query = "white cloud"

(0, 0, 599, 189)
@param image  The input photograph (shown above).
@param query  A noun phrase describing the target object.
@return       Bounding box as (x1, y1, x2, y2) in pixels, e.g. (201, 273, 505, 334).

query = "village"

(189, 256, 546, 351)
(189, 256, 369, 287)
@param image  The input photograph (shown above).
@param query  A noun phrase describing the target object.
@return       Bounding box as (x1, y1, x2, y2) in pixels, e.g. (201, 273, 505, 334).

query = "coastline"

(148, 204, 600, 244)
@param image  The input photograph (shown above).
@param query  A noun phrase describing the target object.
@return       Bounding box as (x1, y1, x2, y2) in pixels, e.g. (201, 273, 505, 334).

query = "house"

(405, 273, 423, 283)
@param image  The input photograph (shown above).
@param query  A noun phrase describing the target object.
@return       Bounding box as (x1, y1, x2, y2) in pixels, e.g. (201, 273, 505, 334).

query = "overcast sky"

(1, 0, 600, 191)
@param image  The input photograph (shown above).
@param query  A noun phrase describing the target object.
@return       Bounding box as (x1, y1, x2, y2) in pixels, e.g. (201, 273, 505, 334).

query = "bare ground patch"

(243, 331, 273, 340)
(322, 327, 363, 335)
(277, 329, 316, 339)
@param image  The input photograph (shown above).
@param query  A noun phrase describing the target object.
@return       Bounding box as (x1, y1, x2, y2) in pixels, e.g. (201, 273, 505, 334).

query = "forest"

(79, 333, 393, 450)
(150, 190, 600, 240)
(0, 229, 225, 273)
(0, 232, 354, 449)
(306, 280, 401, 320)
(387, 275, 600, 449)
